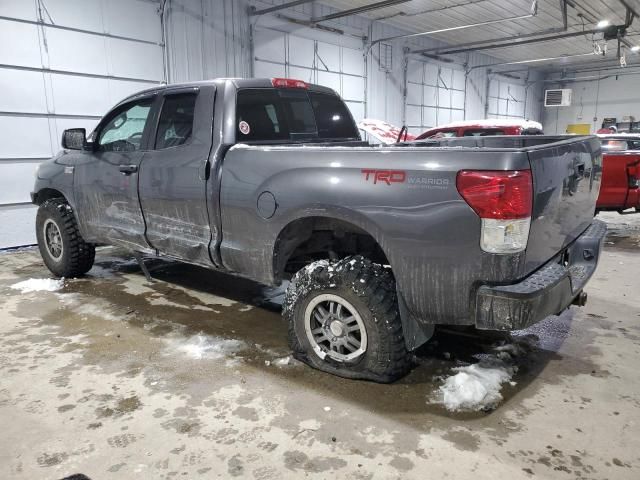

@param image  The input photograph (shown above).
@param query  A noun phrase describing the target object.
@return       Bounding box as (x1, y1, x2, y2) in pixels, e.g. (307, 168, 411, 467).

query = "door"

(74, 96, 156, 251)
(138, 86, 216, 266)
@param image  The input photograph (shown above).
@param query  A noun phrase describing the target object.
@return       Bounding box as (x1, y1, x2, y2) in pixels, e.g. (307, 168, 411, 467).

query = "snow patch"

(10, 278, 64, 293)
(432, 337, 537, 412)
(437, 362, 515, 412)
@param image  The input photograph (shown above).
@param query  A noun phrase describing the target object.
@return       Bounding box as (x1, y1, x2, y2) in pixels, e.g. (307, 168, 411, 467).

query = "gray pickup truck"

(32, 77, 606, 382)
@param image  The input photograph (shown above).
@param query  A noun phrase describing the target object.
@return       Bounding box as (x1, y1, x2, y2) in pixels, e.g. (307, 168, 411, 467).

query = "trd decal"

(361, 169, 406, 185)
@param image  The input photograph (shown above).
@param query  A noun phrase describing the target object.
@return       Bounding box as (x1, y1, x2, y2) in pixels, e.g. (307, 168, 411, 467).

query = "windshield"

(235, 88, 360, 142)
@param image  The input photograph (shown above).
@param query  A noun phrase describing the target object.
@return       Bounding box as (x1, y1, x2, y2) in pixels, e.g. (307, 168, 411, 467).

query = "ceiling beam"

(435, 29, 597, 56)
(249, 0, 315, 16)
(310, 0, 410, 24)
(409, 0, 563, 54)
(370, 7, 537, 49)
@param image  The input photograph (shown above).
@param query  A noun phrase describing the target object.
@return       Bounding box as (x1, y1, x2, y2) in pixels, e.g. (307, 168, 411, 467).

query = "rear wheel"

(284, 256, 411, 383)
(36, 198, 95, 277)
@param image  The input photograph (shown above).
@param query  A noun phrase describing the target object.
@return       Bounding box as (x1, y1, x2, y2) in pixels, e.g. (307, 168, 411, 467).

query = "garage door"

(487, 79, 527, 119)
(405, 59, 466, 135)
(253, 28, 366, 122)
(0, 0, 163, 249)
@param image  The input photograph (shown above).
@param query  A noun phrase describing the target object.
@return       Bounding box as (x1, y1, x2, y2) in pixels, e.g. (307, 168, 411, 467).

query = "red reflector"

(271, 78, 308, 89)
(456, 170, 533, 219)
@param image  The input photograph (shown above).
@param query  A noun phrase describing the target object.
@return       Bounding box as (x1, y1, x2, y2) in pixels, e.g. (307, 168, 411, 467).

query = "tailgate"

(524, 136, 602, 274)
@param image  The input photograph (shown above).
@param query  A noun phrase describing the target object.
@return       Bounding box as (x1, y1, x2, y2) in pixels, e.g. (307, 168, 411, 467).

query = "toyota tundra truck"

(31, 78, 605, 382)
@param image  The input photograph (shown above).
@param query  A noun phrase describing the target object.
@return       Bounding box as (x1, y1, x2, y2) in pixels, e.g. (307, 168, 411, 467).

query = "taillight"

(456, 170, 533, 254)
(271, 78, 308, 89)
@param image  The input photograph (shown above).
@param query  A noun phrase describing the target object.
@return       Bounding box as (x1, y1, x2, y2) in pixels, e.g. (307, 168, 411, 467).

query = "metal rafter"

(248, 0, 316, 16)
(310, 0, 411, 24)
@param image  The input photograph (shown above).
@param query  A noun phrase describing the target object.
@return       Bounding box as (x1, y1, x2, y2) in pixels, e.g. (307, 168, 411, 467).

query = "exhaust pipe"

(572, 291, 588, 307)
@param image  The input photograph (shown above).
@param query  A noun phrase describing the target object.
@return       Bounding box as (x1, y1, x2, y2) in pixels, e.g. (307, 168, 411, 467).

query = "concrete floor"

(0, 213, 639, 479)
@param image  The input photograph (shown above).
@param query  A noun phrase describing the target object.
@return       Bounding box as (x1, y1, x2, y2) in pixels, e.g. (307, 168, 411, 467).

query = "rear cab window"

(235, 88, 359, 143)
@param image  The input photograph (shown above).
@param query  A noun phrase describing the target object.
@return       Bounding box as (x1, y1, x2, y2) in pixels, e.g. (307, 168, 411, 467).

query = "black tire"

(283, 255, 411, 383)
(36, 198, 95, 277)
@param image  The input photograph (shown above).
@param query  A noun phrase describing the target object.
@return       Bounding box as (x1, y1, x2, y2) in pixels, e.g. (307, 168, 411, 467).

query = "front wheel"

(283, 256, 411, 383)
(36, 198, 95, 277)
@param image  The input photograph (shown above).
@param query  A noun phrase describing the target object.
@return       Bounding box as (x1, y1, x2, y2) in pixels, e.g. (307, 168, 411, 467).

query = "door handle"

(119, 164, 138, 175)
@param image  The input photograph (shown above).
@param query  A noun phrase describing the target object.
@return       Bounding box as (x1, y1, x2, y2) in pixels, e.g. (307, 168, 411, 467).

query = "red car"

(597, 135, 640, 213)
(415, 119, 544, 140)
(358, 118, 543, 144)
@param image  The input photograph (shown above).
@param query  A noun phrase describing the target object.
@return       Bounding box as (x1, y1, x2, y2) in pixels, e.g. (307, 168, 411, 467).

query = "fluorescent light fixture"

(632, 45, 640, 52)
(597, 19, 610, 29)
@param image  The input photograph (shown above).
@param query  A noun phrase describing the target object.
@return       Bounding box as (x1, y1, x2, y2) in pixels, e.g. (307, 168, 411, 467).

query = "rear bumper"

(475, 219, 607, 331)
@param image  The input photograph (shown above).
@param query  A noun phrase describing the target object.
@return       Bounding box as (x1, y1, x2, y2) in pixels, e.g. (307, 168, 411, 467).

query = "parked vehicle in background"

(596, 135, 640, 213)
(415, 119, 544, 140)
(32, 78, 605, 383)
(358, 118, 416, 144)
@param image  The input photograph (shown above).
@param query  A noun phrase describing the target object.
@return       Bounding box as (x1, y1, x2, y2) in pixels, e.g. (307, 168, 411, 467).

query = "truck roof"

(119, 78, 337, 106)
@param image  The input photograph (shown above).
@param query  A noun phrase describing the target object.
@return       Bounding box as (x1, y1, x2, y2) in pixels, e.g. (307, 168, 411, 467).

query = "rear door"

(74, 95, 157, 251)
(138, 85, 216, 266)
(525, 136, 602, 273)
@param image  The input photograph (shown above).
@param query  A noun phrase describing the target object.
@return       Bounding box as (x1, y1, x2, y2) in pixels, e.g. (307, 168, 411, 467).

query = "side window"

(154, 93, 198, 149)
(463, 129, 505, 137)
(98, 99, 153, 152)
(429, 130, 457, 139)
(602, 140, 628, 151)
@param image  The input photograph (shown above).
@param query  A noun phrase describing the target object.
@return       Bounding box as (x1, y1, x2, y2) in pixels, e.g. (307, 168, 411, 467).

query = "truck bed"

(221, 135, 602, 327)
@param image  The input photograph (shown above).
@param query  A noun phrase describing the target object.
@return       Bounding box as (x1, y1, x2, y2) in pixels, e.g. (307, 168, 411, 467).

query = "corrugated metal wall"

(165, 0, 251, 82)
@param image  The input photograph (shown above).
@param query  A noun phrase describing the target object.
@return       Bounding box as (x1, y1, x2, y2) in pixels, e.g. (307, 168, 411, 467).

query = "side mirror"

(61, 128, 87, 150)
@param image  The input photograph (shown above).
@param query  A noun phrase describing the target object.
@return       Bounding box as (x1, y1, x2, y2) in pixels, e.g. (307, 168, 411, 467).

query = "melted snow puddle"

(10, 278, 65, 293)
(164, 333, 246, 363)
(431, 337, 536, 412)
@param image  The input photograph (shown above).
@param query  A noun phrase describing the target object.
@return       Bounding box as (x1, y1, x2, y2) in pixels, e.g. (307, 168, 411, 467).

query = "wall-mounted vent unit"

(544, 89, 572, 107)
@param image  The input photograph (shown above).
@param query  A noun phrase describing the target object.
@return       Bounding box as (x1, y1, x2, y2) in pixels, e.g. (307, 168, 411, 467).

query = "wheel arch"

(33, 188, 67, 205)
(272, 213, 391, 282)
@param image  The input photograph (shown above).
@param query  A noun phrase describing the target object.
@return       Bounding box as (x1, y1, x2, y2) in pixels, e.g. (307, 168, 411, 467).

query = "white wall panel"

(44, 0, 104, 34)
(488, 78, 528, 119)
(0, 0, 164, 247)
(46, 29, 109, 75)
(108, 38, 163, 80)
(289, 66, 313, 83)
(253, 61, 285, 79)
(0, 0, 37, 21)
(342, 48, 363, 76)
(0, 21, 41, 68)
(0, 117, 53, 159)
(103, 0, 161, 43)
(0, 206, 37, 248)
(0, 162, 40, 204)
(407, 106, 421, 126)
(317, 43, 340, 72)
(50, 76, 111, 116)
(343, 77, 365, 103)
(254, 29, 286, 63)
(0, 70, 48, 113)
(289, 37, 315, 68)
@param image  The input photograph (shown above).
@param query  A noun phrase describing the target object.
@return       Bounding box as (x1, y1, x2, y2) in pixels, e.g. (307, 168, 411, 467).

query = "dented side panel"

(219, 145, 530, 325)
